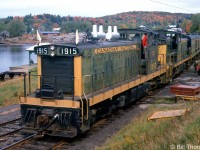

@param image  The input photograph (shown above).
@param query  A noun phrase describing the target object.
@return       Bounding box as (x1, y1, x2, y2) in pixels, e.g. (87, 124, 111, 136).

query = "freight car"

(20, 26, 200, 137)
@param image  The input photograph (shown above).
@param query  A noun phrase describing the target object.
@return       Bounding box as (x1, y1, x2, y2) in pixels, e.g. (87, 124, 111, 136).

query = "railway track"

(1, 134, 67, 150)
(0, 118, 67, 150)
(0, 118, 25, 149)
(1, 134, 35, 150)
(51, 105, 144, 150)
(0, 85, 172, 150)
(0, 118, 22, 137)
(0, 104, 143, 150)
(0, 118, 21, 126)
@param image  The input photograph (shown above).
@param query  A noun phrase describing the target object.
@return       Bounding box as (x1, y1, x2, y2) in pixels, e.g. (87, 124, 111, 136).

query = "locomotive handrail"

(79, 96, 84, 123)
(26, 74, 42, 94)
(158, 54, 166, 67)
(28, 70, 37, 93)
(23, 74, 26, 97)
(82, 75, 92, 120)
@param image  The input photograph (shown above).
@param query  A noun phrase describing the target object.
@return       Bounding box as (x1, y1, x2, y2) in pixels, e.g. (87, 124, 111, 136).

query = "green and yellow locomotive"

(20, 27, 200, 137)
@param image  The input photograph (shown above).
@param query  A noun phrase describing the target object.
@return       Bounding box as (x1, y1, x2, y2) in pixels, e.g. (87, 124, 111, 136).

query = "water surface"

(0, 45, 37, 72)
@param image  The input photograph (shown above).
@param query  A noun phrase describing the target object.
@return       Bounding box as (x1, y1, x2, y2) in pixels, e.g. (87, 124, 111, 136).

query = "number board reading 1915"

(34, 45, 79, 56)
(59, 47, 78, 55)
(34, 47, 48, 55)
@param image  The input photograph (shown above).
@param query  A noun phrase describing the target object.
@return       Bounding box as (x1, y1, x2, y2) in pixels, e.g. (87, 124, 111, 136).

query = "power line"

(149, 0, 197, 13)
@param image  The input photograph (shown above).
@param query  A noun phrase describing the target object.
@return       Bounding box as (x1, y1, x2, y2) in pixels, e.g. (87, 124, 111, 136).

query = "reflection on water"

(0, 44, 37, 72)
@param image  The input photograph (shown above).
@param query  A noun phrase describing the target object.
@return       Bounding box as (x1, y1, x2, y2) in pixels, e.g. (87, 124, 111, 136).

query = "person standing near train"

(142, 33, 148, 59)
(196, 63, 200, 77)
(194, 60, 198, 73)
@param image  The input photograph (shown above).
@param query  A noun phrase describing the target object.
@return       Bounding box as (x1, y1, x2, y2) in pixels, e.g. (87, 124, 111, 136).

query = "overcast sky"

(0, 0, 199, 18)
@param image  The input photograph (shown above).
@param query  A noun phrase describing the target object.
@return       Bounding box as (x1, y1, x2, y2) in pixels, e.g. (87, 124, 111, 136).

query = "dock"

(0, 64, 37, 79)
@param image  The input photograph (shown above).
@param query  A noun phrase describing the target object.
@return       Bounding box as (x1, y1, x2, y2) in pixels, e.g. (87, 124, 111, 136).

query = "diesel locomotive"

(20, 26, 200, 137)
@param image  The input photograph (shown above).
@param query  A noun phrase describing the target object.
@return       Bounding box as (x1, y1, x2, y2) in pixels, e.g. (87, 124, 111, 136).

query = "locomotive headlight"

(50, 45, 56, 57)
(50, 45, 55, 50)
(50, 51, 55, 57)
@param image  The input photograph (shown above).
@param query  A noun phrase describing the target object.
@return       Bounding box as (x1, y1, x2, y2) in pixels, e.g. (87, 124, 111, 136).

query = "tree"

(181, 19, 192, 33)
(24, 14, 34, 33)
(0, 21, 6, 32)
(185, 21, 192, 33)
(190, 14, 200, 33)
(4, 16, 13, 24)
(26, 26, 32, 34)
(7, 19, 26, 37)
(61, 21, 92, 33)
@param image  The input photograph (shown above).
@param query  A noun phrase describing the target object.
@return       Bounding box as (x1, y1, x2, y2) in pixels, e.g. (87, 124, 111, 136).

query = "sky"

(0, 0, 199, 18)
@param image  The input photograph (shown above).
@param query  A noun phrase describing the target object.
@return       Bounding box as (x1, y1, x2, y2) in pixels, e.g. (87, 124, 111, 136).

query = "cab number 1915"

(60, 48, 77, 55)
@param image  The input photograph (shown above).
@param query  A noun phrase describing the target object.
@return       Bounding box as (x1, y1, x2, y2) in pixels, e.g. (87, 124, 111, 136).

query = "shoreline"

(0, 41, 35, 46)
(1, 32, 86, 46)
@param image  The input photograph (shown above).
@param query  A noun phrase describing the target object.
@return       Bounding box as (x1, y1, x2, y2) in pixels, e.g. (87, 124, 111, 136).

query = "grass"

(97, 101, 200, 150)
(0, 67, 38, 107)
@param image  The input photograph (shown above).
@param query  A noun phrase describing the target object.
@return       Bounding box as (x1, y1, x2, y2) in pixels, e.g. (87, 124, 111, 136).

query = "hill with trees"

(0, 11, 199, 38)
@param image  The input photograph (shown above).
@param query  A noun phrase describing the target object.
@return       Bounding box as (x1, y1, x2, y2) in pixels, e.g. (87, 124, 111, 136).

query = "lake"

(0, 44, 37, 72)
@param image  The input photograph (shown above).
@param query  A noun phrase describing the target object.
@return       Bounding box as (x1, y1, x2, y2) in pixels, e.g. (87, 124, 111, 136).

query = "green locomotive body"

(20, 28, 200, 137)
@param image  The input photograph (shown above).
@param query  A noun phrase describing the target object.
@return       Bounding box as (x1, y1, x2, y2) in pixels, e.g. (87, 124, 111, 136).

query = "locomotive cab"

(119, 29, 158, 75)
(20, 44, 87, 137)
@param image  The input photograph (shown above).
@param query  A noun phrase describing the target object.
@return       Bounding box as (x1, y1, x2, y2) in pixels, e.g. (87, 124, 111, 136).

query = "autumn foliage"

(0, 11, 199, 37)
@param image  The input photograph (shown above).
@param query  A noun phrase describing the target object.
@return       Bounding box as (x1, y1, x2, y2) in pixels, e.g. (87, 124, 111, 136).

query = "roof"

(53, 28, 61, 31)
(30, 40, 137, 53)
(118, 28, 157, 35)
(26, 43, 51, 51)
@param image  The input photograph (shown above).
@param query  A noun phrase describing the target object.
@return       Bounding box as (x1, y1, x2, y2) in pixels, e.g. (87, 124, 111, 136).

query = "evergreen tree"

(7, 19, 26, 37)
(190, 14, 200, 32)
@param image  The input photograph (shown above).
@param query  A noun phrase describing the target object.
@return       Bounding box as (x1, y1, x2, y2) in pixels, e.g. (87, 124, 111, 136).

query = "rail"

(0, 128, 22, 138)
(48, 140, 67, 150)
(0, 118, 22, 138)
(0, 118, 21, 126)
(1, 134, 36, 150)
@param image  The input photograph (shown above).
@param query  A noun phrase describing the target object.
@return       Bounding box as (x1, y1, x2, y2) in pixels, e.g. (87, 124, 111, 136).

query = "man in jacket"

(142, 33, 148, 59)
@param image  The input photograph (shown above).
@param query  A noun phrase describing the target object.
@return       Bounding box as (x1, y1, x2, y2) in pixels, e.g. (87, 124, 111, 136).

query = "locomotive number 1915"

(60, 47, 78, 55)
(34, 45, 79, 56)
(35, 47, 48, 55)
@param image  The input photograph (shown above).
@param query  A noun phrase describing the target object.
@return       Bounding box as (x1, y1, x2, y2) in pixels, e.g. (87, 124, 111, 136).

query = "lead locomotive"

(20, 26, 200, 137)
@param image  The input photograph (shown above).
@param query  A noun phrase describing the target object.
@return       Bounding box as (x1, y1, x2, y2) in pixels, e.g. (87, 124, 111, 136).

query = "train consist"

(20, 25, 200, 137)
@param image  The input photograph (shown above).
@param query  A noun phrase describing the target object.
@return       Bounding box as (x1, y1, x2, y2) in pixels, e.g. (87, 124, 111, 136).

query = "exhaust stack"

(106, 26, 120, 40)
(91, 25, 106, 39)
(91, 25, 98, 38)
(97, 25, 106, 39)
